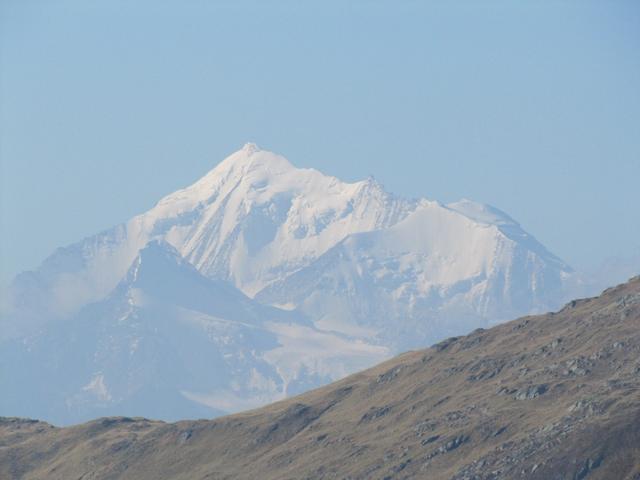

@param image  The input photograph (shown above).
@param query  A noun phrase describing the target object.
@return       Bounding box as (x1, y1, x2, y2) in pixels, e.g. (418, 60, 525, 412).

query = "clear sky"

(1, 0, 639, 284)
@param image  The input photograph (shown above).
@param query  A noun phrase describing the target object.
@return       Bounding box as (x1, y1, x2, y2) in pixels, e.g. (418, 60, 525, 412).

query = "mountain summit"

(3, 144, 576, 422)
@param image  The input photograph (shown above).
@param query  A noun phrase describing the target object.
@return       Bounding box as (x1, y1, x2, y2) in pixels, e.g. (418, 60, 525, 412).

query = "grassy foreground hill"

(2, 276, 640, 480)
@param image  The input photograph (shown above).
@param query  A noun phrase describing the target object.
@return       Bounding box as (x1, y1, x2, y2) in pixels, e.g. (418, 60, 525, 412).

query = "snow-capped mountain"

(0, 240, 387, 425)
(2, 143, 574, 423)
(4, 143, 413, 336)
(257, 199, 571, 349)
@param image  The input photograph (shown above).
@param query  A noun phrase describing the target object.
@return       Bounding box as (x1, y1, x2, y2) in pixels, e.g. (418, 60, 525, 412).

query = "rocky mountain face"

(2, 144, 575, 422)
(2, 276, 639, 480)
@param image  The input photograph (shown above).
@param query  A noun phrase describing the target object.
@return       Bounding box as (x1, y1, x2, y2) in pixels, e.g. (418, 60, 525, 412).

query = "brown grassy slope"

(2, 276, 640, 480)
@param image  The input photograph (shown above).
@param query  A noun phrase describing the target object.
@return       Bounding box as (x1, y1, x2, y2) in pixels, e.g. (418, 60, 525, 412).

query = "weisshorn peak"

(2, 143, 574, 423)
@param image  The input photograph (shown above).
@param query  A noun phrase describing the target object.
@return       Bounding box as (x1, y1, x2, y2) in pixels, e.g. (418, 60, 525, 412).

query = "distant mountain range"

(2, 143, 583, 424)
(3, 276, 639, 479)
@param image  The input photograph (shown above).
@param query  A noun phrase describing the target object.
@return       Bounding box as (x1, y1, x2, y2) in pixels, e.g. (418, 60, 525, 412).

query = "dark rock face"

(514, 384, 548, 400)
(2, 276, 640, 480)
(440, 435, 468, 452)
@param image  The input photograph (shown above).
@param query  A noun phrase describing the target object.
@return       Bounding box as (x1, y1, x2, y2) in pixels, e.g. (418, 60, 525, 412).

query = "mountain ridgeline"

(3, 276, 640, 479)
(2, 144, 576, 423)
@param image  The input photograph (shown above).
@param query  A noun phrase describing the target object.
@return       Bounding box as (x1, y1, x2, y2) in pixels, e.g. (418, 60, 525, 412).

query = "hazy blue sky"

(1, 0, 639, 283)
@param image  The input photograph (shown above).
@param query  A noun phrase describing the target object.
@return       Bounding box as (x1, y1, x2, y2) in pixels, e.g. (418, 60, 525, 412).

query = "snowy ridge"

(1, 240, 388, 424)
(257, 199, 571, 349)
